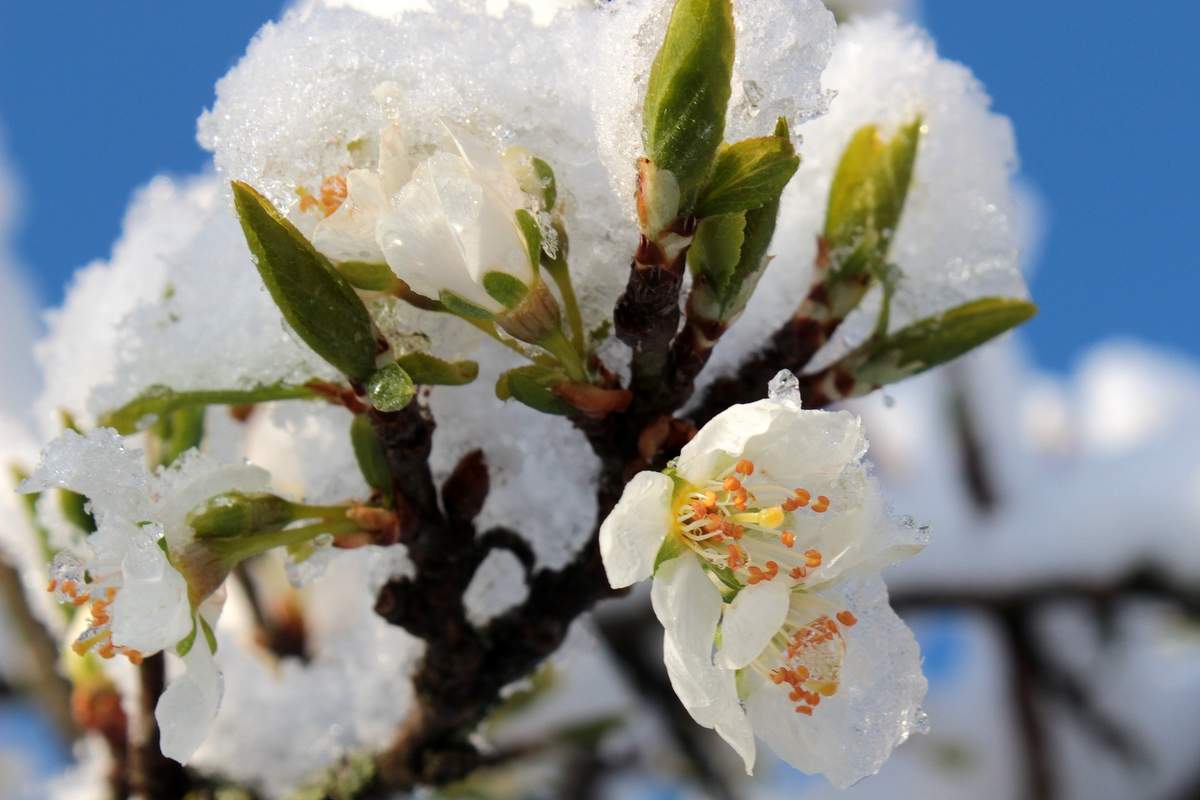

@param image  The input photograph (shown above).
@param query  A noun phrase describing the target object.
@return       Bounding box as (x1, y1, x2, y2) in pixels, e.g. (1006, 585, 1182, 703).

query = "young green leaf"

(824, 119, 922, 280)
(643, 0, 735, 203)
(693, 134, 800, 218)
(855, 297, 1037, 385)
(336, 261, 395, 291)
(496, 365, 573, 416)
(392, 353, 479, 386)
(688, 212, 747, 300)
(232, 181, 377, 381)
(350, 414, 392, 494)
(99, 383, 319, 434)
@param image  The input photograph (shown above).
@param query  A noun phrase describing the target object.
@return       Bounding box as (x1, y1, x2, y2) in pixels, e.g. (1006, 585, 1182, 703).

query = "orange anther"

(793, 488, 811, 505)
(105, 587, 117, 601)
(836, 610, 858, 627)
(790, 566, 807, 580)
(318, 174, 348, 216)
(47, 579, 57, 592)
(804, 549, 822, 568)
(764, 561, 779, 578)
(98, 643, 116, 659)
(780, 530, 795, 548)
(60, 580, 77, 597)
(723, 476, 742, 492)
(812, 495, 830, 513)
(735, 459, 754, 476)
(126, 651, 144, 666)
(703, 514, 723, 533)
(703, 491, 718, 508)
(72, 594, 90, 607)
(726, 545, 744, 569)
(771, 669, 788, 684)
(688, 500, 707, 520)
(795, 705, 813, 716)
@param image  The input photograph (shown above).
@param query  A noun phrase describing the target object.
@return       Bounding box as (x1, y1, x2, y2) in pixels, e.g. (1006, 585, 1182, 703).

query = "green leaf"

(693, 133, 800, 218)
(99, 382, 319, 435)
(482, 271, 530, 310)
(688, 212, 747, 300)
(392, 353, 479, 386)
(855, 297, 1037, 385)
(350, 414, 392, 494)
(823, 118, 922, 281)
(532, 157, 557, 210)
(366, 363, 416, 412)
(232, 181, 377, 380)
(335, 261, 395, 291)
(720, 181, 784, 318)
(496, 365, 572, 416)
(642, 0, 735, 203)
(176, 617, 198, 657)
(199, 614, 218, 654)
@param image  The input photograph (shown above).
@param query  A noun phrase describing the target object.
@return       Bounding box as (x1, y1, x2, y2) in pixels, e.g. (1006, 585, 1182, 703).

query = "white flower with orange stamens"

(599, 371, 929, 786)
(24, 429, 269, 764)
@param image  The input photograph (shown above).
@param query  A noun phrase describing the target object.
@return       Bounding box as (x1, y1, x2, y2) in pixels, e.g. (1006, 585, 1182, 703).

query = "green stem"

(465, 318, 538, 359)
(539, 328, 587, 381)
(210, 519, 360, 563)
(289, 502, 351, 521)
(544, 229, 585, 353)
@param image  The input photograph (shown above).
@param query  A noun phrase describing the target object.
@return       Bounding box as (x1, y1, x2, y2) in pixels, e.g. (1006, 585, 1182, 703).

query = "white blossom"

(599, 391, 928, 785)
(23, 429, 269, 764)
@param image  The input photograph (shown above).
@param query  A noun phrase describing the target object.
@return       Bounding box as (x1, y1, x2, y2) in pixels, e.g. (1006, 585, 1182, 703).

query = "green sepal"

(187, 492, 297, 540)
(336, 261, 395, 292)
(176, 617, 198, 657)
(60, 489, 97, 534)
(99, 382, 319, 435)
(365, 362, 416, 412)
(642, 0, 736, 205)
(199, 614, 218, 654)
(483, 270, 530, 310)
(855, 297, 1037, 385)
(438, 290, 496, 320)
(823, 118, 922, 282)
(231, 181, 377, 381)
(693, 129, 800, 218)
(653, 534, 686, 573)
(514, 209, 544, 271)
(495, 365, 572, 416)
(350, 414, 392, 494)
(532, 157, 557, 210)
(392, 352, 479, 386)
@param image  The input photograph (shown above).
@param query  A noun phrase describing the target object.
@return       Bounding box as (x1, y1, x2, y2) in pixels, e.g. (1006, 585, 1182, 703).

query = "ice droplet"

(768, 369, 802, 407)
(912, 707, 931, 735)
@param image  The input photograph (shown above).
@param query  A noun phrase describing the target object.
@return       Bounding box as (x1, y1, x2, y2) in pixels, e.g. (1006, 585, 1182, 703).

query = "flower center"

(298, 174, 348, 217)
(48, 553, 144, 665)
(757, 608, 859, 717)
(674, 458, 832, 587)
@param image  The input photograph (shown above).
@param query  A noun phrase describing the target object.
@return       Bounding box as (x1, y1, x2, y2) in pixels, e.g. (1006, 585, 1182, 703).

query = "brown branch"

(127, 653, 189, 800)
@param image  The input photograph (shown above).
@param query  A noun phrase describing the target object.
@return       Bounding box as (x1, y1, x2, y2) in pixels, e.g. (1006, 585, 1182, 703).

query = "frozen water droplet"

(912, 708, 931, 735)
(768, 370, 802, 407)
(883, 393, 896, 408)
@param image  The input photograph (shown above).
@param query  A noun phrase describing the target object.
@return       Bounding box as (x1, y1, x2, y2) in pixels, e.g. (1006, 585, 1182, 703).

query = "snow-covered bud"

(598, 371, 928, 785)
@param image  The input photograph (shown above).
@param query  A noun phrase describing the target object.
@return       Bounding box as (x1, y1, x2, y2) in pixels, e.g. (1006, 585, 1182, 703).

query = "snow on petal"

(598, 470, 673, 588)
(22, 429, 149, 525)
(717, 579, 790, 670)
(109, 523, 194, 654)
(312, 169, 390, 265)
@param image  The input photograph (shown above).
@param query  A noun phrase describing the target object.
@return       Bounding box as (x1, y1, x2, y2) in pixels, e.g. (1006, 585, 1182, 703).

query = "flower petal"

(156, 640, 224, 764)
(109, 522, 194, 654)
(717, 579, 790, 670)
(312, 169, 389, 265)
(598, 471, 673, 588)
(664, 635, 757, 774)
(378, 123, 413, 196)
(745, 576, 927, 788)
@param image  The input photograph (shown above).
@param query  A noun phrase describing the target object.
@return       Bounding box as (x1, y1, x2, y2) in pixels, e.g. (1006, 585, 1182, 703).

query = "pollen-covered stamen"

(674, 460, 838, 586)
(754, 608, 857, 718)
(298, 174, 349, 217)
(47, 554, 145, 665)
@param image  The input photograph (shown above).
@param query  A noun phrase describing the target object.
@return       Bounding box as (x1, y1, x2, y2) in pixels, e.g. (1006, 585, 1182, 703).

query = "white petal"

(378, 123, 413, 196)
(110, 526, 194, 654)
(676, 400, 779, 484)
(312, 170, 389, 265)
(23, 429, 149, 524)
(598, 471, 673, 588)
(156, 641, 224, 764)
(652, 555, 722, 669)
(440, 120, 526, 209)
(746, 576, 927, 788)
(717, 579, 790, 670)
(378, 159, 498, 312)
(664, 635, 757, 774)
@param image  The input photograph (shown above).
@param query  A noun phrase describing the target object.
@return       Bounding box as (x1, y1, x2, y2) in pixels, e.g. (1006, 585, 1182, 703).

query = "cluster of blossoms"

(601, 373, 927, 783)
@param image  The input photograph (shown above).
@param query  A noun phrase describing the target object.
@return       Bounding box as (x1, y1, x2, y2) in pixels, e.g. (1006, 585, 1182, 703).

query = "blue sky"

(0, 2, 1194, 372)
